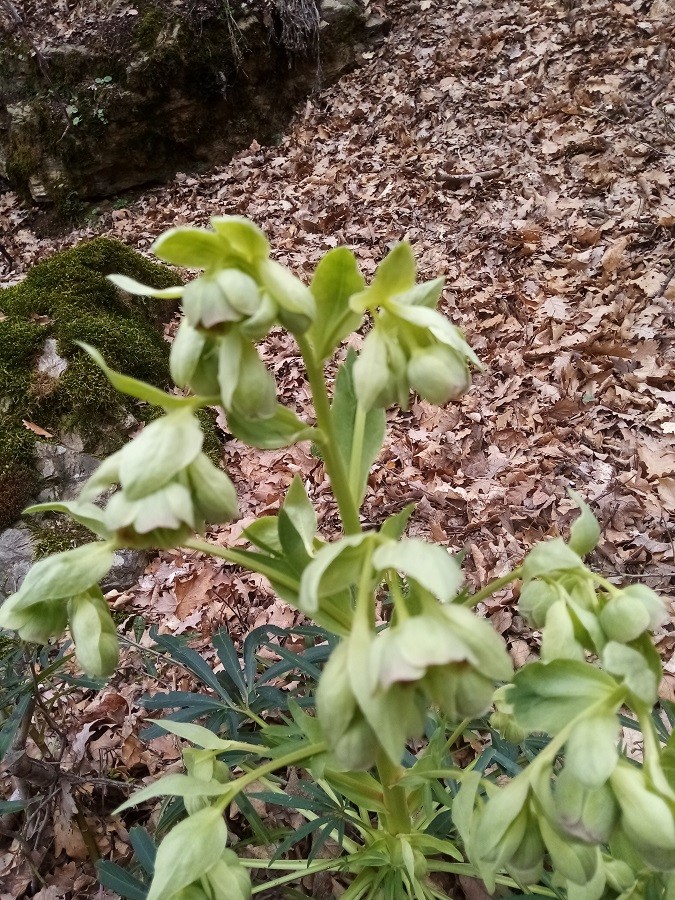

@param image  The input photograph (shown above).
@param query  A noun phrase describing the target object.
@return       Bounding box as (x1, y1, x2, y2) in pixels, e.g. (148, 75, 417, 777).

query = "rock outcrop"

(0, 0, 377, 203)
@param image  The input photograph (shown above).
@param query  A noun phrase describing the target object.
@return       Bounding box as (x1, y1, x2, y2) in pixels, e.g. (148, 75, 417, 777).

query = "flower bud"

(600, 585, 667, 644)
(214, 269, 261, 318)
(518, 579, 559, 628)
(239, 291, 277, 341)
(202, 850, 251, 900)
(187, 453, 239, 523)
(603, 857, 636, 893)
(317, 641, 379, 770)
(554, 767, 618, 844)
(230, 341, 277, 420)
(68, 588, 119, 677)
(170, 321, 220, 395)
(407, 344, 470, 405)
(620, 584, 667, 629)
(424, 665, 495, 722)
(540, 599, 586, 663)
(146, 806, 228, 900)
(508, 813, 545, 885)
(1, 597, 68, 645)
(539, 816, 599, 885)
(600, 594, 651, 644)
(474, 779, 531, 866)
(257, 259, 315, 333)
(610, 762, 675, 868)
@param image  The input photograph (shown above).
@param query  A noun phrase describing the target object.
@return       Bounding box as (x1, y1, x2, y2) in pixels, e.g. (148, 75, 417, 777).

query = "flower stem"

(376, 750, 411, 836)
(216, 741, 327, 812)
(444, 718, 471, 753)
(469, 567, 523, 605)
(246, 855, 362, 894)
(296, 334, 362, 535)
(184, 538, 299, 592)
(348, 403, 367, 502)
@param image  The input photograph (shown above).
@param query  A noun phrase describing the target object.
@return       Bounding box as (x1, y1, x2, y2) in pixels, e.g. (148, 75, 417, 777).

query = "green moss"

(0, 465, 38, 531)
(134, 6, 169, 52)
(26, 516, 94, 559)
(0, 237, 180, 525)
(196, 408, 223, 464)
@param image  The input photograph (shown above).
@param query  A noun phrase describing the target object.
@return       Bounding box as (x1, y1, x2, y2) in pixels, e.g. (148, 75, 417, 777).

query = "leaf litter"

(1, 0, 675, 894)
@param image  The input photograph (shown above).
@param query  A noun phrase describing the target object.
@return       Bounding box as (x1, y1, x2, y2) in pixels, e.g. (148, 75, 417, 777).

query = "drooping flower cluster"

(349, 242, 480, 410)
(110, 217, 315, 435)
(310, 533, 513, 770)
(471, 495, 674, 895)
(80, 407, 238, 550)
(0, 542, 118, 676)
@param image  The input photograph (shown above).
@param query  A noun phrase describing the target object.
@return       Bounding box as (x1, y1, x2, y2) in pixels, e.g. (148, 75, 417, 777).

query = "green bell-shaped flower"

(599, 584, 667, 644)
(82, 410, 238, 549)
(0, 541, 114, 646)
(372, 600, 512, 722)
(317, 640, 379, 770)
(407, 343, 471, 405)
(68, 588, 119, 677)
(554, 766, 619, 845)
(609, 760, 675, 870)
(0, 597, 68, 646)
(201, 849, 252, 900)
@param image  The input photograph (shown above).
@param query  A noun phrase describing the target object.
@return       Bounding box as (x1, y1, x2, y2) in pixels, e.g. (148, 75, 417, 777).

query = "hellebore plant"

(1, 217, 674, 899)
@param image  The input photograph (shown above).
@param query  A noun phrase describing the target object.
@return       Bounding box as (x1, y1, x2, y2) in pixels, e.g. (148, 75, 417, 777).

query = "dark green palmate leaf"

(96, 860, 149, 900)
(129, 826, 157, 874)
(0, 694, 32, 762)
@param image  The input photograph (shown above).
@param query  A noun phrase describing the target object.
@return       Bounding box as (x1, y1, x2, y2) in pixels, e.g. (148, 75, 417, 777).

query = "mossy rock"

(0, 236, 181, 528)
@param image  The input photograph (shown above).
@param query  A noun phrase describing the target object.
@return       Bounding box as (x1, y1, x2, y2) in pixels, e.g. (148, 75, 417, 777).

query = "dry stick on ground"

(0, 696, 39, 837)
(435, 167, 504, 187)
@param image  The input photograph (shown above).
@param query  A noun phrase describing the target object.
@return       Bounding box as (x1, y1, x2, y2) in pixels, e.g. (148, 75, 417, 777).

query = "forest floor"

(1, 0, 675, 896)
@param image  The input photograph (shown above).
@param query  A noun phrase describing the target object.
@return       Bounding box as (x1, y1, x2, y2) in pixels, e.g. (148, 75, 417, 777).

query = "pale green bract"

(145, 806, 228, 900)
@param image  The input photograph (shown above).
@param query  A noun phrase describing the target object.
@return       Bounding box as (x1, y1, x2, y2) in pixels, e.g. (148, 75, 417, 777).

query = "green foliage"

(2, 218, 674, 900)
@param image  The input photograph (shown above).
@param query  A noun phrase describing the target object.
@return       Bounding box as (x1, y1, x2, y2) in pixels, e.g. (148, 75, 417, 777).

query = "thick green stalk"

(296, 334, 362, 535)
(377, 751, 412, 836)
(348, 403, 367, 503)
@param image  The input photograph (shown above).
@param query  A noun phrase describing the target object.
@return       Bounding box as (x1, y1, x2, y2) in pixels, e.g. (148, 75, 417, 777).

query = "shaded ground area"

(1, 0, 674, 895)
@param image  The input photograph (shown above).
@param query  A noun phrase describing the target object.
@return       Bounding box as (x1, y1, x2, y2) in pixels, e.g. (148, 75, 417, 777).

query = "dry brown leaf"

(601, 236, 630, 273)
(22, 419, 53, 437)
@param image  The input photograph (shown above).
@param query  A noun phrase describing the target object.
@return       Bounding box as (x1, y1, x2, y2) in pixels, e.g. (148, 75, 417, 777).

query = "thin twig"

(436, 167, 504, 187)
(654, 261, 675, 299)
